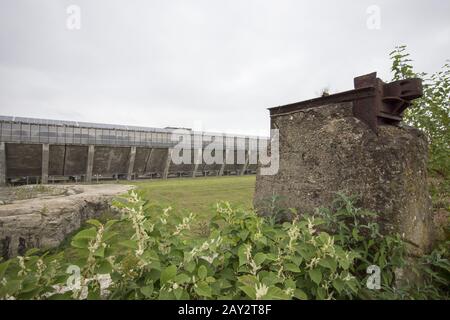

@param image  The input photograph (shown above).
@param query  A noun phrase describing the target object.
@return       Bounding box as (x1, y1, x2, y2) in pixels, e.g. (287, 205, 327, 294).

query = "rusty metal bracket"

(269, 72, 423, 134)
(353, 72, 423, 133)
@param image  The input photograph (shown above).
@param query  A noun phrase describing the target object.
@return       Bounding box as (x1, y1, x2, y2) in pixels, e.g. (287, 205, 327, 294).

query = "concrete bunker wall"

(254, 102, 435, 256)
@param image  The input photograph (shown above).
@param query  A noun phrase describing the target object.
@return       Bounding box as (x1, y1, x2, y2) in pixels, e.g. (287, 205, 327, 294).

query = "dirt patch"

(0, 185, 83, 204)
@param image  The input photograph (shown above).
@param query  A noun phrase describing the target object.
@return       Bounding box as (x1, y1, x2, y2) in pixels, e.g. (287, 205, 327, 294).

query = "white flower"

(255, 283, 269, 300)
(284, 287, 295, 297)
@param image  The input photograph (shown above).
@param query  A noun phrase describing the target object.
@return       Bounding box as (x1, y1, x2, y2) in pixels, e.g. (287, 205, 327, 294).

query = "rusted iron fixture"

(269, 72, 423, 133)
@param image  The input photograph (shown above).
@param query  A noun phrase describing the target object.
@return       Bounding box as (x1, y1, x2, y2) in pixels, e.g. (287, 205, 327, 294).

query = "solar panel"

(0, 114, 269, 141)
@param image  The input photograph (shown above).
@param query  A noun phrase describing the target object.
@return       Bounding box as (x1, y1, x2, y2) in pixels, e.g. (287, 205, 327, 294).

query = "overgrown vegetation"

(0, 191, 448, 300)
(390, 45, 449, 178)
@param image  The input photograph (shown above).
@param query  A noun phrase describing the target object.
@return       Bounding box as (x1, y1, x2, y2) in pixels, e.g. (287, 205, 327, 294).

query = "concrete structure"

(254, 74, 435, 257)
(0, 184, 133, 259)
(0, 142, 5, 185)
(0, 116, 265, 185)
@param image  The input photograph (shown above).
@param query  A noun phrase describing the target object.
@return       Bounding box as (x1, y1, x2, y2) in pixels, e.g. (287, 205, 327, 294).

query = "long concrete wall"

(1, 143, 253, 184)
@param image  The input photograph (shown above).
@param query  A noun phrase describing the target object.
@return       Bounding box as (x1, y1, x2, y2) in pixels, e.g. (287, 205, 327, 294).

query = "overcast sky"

(0, 0, 448, 136)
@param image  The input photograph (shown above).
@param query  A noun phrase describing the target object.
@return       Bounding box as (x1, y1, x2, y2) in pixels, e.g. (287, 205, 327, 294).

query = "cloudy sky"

(0, 0, 448, 136)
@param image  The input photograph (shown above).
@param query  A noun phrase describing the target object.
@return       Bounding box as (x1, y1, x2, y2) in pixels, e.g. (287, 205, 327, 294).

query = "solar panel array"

(0, 115, 265, 150)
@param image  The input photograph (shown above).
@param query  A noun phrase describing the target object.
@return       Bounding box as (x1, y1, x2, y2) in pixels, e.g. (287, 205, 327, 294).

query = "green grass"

(126, 175, 256, 221)
(10, 176, 256, 265)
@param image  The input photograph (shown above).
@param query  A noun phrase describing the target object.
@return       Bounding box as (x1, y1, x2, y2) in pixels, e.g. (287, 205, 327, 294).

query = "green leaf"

(105, 219, 119, 229)
(86, 219, 102, 228)
(94, 247, 105, 258)
(141, 250, 159, 264)
(284, 263, 301, 273)
(318, 257, 337, 272)
(71, 238, 90, 249)
(198, 265, 207, 280)
(140, 283, 154, 298)
(352, 228, 359, 240)
(253, 253, 266, 266)
(160, 265, 177, 285)
(174, 273, 191, 284)
(195, 281, 212, 298)
(239, 285, 256, 299)
(267, 287, 290, 300)
(73, 227, 97, 240)
(97, 260, 112, 274)
(185, 260, 196, 273)
(238, 275, 258, 287)
(0, 260, 11, 279)
(173, 287, 184, 300)
(238, 245, 249, 267)
(332, 278, 345, 294)
(294, 289, 308, 300)
(24, 248, 40, 257)
(316, 287, 326, 300)
(119, 240, 138, 249)
(308, 268, 322, 285)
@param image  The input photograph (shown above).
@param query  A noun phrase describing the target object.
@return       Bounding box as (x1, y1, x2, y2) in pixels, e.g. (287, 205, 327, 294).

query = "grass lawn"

(50, 175, 256, 261)
(126, 175, 256, 222)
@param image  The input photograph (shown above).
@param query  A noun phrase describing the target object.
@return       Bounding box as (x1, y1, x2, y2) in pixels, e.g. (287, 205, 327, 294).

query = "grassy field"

(53, 175, 256, 260)
(127, 175, 256, 221)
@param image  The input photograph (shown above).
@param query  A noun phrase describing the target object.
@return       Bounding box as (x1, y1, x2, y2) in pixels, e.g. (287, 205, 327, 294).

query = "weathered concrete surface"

(144, 148, 169, 178)
(5, 143, 42, 177)
(127, 147, 136, 180)
(64, 145, 88, 176)
(254, 102, 435, 255)
(133, 147, 152, 176)
(48, 145, 65, 176)
(86, 145, 95, 182)
(0, 142, 5, 185)
(41, 144, 49, 184)
(0, 184, 133, 259)
(93, 146, 130, 176)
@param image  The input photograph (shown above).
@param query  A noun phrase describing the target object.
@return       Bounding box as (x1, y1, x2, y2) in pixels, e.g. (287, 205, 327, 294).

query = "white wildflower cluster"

(186, 236, 223, 264)
(343, 273, 356, 282)
(287, 224, 300, 251)
(17, 256, 29, 277)
(121, 201, 151, 258)
(307, 217, 317, 235)
(244, 244, 261, 275)
(320, 236, 335, 257)
(306, 257, 320, 270)
(88, 225, 105, 255)
(284, 287, 295, 297)
(255, 283, 269, 300)
(216, 202, 235, 223)
(36, 258, 47, 278)
(160, 206, 172, 225)
(158, 241, 171, 255)
(173, 213, 195, 236)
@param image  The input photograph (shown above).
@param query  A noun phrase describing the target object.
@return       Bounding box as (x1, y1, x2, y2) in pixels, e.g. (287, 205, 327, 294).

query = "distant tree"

(390, 45, 449, 177)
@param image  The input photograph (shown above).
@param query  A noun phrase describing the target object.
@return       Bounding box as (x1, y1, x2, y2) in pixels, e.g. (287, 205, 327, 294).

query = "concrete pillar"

(86, 145, 95, 183)
(127, 146, 137, 180)
(0, 142, 6, 186)
(240, 150, 250, 176)
(41, 144, 49, 184)
(192, 149, 202, 178)
(219, 149, 229, 176)
(162, 148, 172, 179)
(143, 148, 154, 174)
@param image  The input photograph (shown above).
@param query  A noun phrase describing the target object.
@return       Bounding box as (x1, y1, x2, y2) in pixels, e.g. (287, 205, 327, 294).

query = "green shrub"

(0, 191, 448, 300)
(390, 45, 449, 178)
